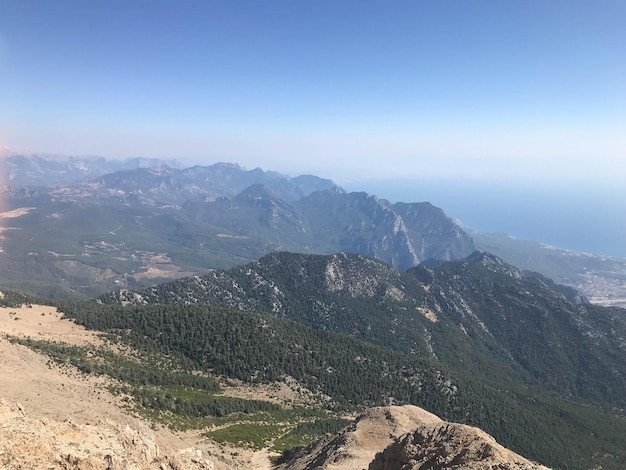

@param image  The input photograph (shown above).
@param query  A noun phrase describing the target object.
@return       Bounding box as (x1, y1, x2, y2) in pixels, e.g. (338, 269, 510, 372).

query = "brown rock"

(276, 405, 549, 470)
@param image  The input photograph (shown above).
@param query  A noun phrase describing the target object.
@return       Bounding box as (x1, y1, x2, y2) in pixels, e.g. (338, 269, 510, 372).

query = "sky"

(1, 1, 625, 255)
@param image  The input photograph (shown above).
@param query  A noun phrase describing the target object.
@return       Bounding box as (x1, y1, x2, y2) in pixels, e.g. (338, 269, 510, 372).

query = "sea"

(343, 178, 626, 259)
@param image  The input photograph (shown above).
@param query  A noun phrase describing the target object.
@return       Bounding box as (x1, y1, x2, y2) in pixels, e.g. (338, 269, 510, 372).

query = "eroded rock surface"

(0, 400, 214, 470)
(276, 405, 549, 470)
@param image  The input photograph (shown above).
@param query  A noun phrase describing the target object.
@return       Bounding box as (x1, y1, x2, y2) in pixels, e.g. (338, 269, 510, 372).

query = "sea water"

(344, 178, 626, 259)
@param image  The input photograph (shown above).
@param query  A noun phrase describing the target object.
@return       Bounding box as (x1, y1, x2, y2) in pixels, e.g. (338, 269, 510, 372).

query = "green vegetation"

(3, 247, 626, 469)
(55, 300, 456, 413)
(8, 334, 351, 453)
(103, 251, 626, 409)
(0, 290, 38, 307)
(92, 251, 626, 469)
(272, 417, 351, 453)
(48, 296, 626, 469)
(204, 410, 351, 452)
(206, 422, 283, 450)
(10, 337, 219, 392)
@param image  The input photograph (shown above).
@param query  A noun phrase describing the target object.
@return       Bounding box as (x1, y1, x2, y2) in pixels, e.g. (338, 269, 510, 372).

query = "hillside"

(104, 251, 626, 407)
(1, 299, 554, 470)
(0, 303, 226, 469)
(472, 230, 626, 307)
(92, 252, 626, 469)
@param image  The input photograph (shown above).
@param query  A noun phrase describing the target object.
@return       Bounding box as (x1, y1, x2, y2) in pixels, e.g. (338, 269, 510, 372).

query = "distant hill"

(2, 153, 176, 187)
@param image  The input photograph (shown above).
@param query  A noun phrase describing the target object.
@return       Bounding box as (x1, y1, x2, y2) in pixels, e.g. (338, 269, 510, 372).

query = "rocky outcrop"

(369, 422, 549, 470)
(276, 405, 549, 470)
(0, 400, 214, 470)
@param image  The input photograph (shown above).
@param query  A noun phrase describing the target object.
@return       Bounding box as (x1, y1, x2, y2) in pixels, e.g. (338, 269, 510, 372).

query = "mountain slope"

(98, 251, 626, 468)
(413, 252, 626, 408)
(181, 184, 312, 251)
(103, 251, 626, 408)
(0, 299, 551, 470)
(393, 201, 476, 262)
(472, 230, 626, 307)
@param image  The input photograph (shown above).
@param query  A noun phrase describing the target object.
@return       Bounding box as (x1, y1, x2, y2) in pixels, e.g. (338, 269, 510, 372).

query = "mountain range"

(0, 154, 473, 298)
(2, 153, 624, 305)
(1, 153, 626, 469)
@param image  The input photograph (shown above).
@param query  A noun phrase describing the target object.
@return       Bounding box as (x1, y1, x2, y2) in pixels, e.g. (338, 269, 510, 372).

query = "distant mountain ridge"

(1, 152, 625, 305)
(0, 155, 474, 297)
(2, 153, 177, 187)
(89, 162, 342, 204)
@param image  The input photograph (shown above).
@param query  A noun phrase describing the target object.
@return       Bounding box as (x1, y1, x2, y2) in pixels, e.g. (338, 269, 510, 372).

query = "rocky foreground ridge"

(277, 405, 549, 470)
(0, 400, 214, 470)
(0, 400, 549, 470)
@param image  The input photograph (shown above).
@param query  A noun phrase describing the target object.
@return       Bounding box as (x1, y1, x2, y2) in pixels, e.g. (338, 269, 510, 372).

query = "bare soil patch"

(132, 253, 197, 280)
(0, 207, 34, 219)
(0, 304, 103, 346)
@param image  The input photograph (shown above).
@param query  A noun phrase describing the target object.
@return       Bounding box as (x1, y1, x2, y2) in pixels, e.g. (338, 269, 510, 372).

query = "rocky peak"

(323, 252, 403, 297)
(465, 251, 523, 279)
(233, 183, 282, 203)
(276, 405, 549, 470)
(370, 422, 549, 470)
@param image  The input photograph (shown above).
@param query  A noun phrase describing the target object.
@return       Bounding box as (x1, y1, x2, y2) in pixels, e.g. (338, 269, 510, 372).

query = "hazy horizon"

(1, 1, 624, 256)
(2, 1, 625, 182)
(2, 148, 624, 259)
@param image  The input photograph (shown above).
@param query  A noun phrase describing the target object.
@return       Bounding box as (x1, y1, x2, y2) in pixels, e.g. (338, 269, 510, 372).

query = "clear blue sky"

(1, 0, 625, 184)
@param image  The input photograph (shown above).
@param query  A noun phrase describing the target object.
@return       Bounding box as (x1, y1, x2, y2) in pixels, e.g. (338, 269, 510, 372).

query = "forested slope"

(75, 252, 626, 468)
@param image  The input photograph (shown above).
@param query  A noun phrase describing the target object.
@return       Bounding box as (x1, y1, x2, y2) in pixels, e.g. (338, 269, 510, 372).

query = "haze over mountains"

(1, 154, 473, 297)
(350, 177, 626, 258)
(1, 153, 625, 305)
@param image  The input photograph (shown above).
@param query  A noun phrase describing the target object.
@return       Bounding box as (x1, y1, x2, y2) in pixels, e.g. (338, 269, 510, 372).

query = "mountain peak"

(465, 251, 523, 279)
(277, 405, 549, 470)
(234, 183, 281, 201)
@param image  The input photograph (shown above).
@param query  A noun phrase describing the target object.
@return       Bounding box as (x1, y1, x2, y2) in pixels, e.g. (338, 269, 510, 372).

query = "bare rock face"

(275, 405, 442, 470)
(0, 400, 214, 470)
(276, 405, 549, 470)
(369, 422, 549, 470)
